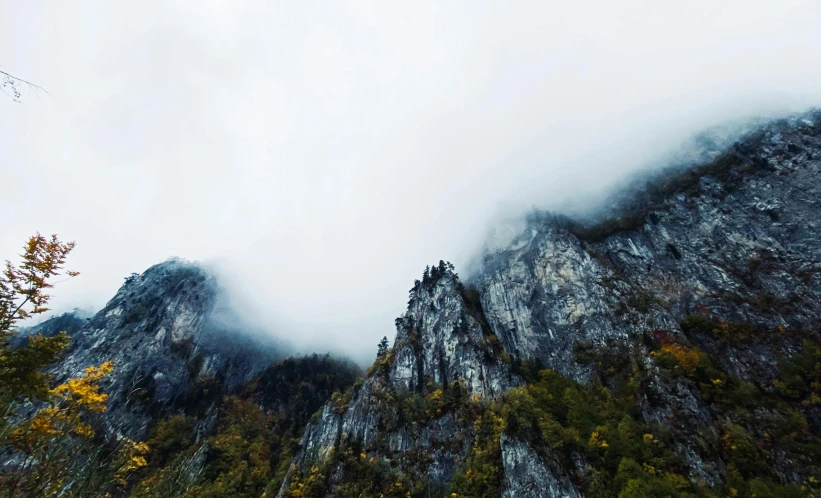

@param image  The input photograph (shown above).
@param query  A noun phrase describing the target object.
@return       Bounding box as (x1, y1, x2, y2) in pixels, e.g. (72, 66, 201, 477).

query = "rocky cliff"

(44, 259, 282, 439)
(278, 110, 821, 497)
(479, 113, 821, 384)
(278, 266, 524, 495)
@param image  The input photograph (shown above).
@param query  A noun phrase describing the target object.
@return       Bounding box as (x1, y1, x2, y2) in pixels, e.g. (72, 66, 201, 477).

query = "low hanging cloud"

(2, 0, 821, 364)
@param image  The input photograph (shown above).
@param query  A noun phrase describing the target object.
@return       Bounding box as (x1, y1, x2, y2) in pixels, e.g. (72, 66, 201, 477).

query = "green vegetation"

(449, 328, 821, 498)
(133, 353, 361, 497)
(385, 380, 469, 432)
(282, 377, 467, 497)
(287, 320, 820, 498)
(678, 312, 791, 344)
(456, 281, 494, 337)
(283, 436, 432, 498)
(0, 335, 357, 498)
(626, 291, 670, 313)
(417, 260, 457, 291)
(377, 336, 390, 358)
(569, 211, 650, 243)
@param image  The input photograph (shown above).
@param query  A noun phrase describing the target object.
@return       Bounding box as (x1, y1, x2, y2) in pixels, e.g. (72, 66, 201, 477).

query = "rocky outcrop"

(479, 111, 821, 383)
(474, 111, 821, 486)
(390, 265, 518, 397)
(278, 266, 521, 496)
(500, 434, 582, 498)
(47, 259, 281, 438)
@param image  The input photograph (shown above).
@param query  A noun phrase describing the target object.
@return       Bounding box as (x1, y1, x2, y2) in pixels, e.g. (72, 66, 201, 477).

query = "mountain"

(13, 110, 821, 497)
(276, 110, 821, 497)
(45, 258, 285, 439)
(16, 259, 363, 497)
(10, 311, 88, 349)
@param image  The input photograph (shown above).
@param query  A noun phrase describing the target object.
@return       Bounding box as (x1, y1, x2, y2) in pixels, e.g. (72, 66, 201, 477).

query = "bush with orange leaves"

(650, 342, 704, 377)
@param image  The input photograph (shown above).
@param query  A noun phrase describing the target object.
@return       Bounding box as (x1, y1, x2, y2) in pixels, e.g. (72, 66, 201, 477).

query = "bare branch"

(0, 70, 48, 103)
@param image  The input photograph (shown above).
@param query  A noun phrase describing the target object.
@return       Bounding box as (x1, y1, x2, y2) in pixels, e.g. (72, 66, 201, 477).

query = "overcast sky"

(2, 1, 821, 363)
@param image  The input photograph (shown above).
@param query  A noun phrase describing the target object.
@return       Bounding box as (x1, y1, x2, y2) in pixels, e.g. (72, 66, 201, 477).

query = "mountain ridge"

(11, 109, 821, 497)
(276, 109, 821, 496)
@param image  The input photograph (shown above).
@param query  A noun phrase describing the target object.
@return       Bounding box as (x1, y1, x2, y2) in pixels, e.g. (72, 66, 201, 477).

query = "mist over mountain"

(3, 1, 821, 363)
(6, 110, 821, 497)
(5, 2, 821, 497)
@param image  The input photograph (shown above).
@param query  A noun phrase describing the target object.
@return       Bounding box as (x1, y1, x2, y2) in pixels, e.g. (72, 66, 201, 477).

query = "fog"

(2, 1, 821, 364)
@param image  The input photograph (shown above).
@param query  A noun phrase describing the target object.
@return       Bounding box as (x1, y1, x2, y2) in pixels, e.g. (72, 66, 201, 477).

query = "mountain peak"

(392, 261, 519, 397)
(48, 257, 280, 438)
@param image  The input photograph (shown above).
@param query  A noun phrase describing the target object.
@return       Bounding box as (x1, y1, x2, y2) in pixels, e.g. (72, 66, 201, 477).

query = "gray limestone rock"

(46, 258, 281, 439)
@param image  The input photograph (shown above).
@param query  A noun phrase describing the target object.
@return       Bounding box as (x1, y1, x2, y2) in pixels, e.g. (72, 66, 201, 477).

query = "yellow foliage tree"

(3, 360, 150, 496)
(0, 234, 149, 497)
(0, 234, 78, 405)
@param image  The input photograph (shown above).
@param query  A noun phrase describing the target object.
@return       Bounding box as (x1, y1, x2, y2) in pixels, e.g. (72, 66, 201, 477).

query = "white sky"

(2, 0, 821, 363)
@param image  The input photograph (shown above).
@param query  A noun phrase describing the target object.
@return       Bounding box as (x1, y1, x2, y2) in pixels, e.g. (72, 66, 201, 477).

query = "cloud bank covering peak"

(2, 0, 821, 363)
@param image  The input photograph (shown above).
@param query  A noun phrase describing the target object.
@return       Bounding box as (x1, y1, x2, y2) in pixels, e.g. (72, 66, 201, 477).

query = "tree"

(0, 233, 148, 497)
(3, 361, 149, 497)
(124, 272, 140, 285)
(430, 263, 441, 281)
(377, 336, 390, 358)
(0, 233, 78, 403)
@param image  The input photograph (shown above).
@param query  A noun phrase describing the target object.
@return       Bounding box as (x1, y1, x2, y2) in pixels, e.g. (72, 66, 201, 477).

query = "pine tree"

(430, 263, 441, 281)
(377, 336, 390, 358)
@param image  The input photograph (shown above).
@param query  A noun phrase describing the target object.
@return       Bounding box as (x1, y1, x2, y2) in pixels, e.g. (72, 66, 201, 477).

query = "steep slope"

(278, 265, 579, 497)
(279, 111, 821, 497)
(17, 110, 821, 497)
(47, 258, 282, 439)
(132, 353, 362, 498)
(477, 111, 821, 486)
(20, 259, 367, 496)
(480, 112, 821, 382)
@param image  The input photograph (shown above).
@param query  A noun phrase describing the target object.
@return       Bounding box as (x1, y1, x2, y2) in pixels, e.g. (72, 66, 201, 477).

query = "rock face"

(479, 113, 821, 384)
(280, 267, 521, 495)
(390, 266, 519, 397)
(46, 259, 281, 438)
(279, 110, 821, 496)
(11, 311, 88, 348)
(500, 434, 582, 498)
